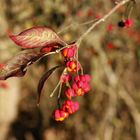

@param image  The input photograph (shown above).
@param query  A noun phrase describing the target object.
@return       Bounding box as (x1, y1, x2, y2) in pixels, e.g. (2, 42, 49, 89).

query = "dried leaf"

(9, 26, 65, 49)
(37, 65, 62, 105)
(0, 50, 43, 80)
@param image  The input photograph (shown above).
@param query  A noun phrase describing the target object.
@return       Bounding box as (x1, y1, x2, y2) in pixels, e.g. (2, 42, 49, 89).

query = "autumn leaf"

(37, 65, 63, 105)
(9, 26, 66, 49)
(0, 49, 43, 80)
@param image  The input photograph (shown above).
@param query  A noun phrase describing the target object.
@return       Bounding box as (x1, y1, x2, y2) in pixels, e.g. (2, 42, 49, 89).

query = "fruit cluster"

(65, 74, 91, 99)
(53, 100, 79, 121)
(53, 43, 91, 121)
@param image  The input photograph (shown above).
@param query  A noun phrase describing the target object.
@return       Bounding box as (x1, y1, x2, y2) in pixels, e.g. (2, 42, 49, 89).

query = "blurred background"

(0, 0, 140, 140)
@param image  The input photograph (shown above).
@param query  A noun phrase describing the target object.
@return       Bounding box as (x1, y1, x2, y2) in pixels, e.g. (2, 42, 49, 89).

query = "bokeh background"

(0, 0, 140, 140)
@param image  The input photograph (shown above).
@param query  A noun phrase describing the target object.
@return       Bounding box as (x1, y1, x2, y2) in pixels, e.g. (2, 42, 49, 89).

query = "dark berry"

(118, 20, 125, 28)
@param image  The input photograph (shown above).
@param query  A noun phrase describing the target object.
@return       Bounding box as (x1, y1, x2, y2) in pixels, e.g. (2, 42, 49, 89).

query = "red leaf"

(9, 26, 65, 49)
(0, 50, 43, 80)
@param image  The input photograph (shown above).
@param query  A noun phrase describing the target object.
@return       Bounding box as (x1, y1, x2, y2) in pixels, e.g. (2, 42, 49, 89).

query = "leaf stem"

(58, 82, 62, 99)
(50, 81, 61, 97)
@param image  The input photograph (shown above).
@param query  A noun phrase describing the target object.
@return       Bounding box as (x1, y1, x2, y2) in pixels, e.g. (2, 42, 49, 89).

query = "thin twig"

(42, 45, 70, 57)
(50, 68, 67, 97)
(77, 0, 131, 46)
(50, 81, 61, 97)
(58, 19, 99, 34)
(58, 82, 62, 98)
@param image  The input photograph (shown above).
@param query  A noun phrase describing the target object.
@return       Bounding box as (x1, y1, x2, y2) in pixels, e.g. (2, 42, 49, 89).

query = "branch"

(41, 0, 132, 57)
(77, 0, 132, 45)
